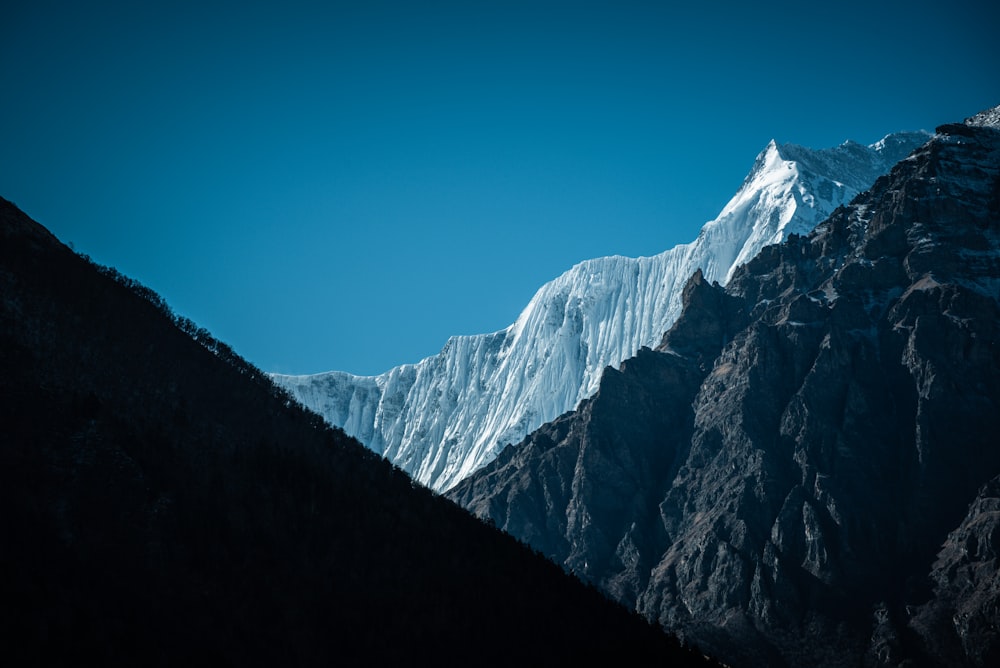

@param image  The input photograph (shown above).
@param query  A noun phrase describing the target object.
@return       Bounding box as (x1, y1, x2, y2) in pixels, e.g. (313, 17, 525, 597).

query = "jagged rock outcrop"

(449, 107, 1000, 666)
(274, 132, 927, 492)
(907, 476, 1000, 666)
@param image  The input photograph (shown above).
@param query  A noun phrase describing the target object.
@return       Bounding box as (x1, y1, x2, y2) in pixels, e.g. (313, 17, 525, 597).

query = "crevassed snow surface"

(271, 131, 929, 491)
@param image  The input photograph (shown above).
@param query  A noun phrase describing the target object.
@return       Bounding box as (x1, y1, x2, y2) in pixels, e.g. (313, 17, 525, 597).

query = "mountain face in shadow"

(0, 199, 717, 666)
(449, 109, 1000, 667)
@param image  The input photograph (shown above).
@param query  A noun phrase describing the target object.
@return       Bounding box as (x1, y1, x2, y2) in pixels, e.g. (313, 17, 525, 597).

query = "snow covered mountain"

(447, 108, 1000, 666)
(271, 130, 928, 492)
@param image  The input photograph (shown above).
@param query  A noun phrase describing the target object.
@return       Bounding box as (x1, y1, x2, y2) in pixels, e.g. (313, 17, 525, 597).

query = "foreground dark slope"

(0, 198, 717, 666)
(450, 109, 1000, 667)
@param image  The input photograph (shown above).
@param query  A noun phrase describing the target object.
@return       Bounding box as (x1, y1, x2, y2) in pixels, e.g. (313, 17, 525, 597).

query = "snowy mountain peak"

(703, 131, 930, 284)
(871, 130, 938, 160)
(271, 130, 929, 492)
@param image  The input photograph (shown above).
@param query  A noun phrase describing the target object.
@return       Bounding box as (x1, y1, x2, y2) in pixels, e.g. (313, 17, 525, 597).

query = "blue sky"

(2, 1, 996, 376)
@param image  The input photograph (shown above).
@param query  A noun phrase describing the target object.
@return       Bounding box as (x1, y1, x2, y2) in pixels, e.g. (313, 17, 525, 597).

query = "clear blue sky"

(2, 1, 996, 376)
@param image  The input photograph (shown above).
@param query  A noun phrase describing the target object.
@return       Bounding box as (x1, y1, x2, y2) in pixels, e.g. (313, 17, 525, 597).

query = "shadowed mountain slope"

(450, 108, 1000, 667)
(0, 197, 717, 666)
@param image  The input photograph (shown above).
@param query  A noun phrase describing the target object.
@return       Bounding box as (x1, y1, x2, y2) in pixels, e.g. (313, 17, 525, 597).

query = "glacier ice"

(271, 131, 929, 492)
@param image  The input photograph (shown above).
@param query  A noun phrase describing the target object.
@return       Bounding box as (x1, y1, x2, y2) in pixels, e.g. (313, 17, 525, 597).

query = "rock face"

(907, 476, 1000, 666)
(449, 108, 1000, 666)
(273, 132, 927, 492)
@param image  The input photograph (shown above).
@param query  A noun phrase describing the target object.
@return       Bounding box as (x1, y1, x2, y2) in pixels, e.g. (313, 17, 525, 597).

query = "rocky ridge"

(448, 107, 1000, 666)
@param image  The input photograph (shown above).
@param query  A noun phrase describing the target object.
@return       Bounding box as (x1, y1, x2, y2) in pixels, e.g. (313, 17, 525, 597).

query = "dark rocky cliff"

(449, 108, 1000, 667)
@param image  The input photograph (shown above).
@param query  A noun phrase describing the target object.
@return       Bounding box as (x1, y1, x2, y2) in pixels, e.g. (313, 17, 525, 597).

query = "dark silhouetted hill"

(0, 197, 717, 667)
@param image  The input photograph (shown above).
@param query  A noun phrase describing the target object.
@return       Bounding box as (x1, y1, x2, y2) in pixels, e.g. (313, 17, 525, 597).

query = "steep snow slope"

(272, 131, 927, 491)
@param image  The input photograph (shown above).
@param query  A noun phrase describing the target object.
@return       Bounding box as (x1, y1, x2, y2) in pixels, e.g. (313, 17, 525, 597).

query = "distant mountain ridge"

(448, 107, 1000, 666)
(272, 130, 928, 491)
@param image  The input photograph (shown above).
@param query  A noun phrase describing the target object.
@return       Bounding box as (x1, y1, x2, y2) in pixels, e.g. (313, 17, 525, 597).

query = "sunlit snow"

(271, 131, 929, 491)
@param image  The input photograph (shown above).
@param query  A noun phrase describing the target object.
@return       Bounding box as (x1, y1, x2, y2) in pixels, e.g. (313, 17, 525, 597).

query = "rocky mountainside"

(0, 197, 715, 666)
(273, 131, 927, 492)
(449, 107, 1000, 666)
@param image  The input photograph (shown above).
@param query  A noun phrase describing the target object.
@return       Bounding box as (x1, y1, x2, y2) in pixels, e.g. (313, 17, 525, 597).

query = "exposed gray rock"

(449, 107, 1000, 667)
(908, 476, 1000, 666)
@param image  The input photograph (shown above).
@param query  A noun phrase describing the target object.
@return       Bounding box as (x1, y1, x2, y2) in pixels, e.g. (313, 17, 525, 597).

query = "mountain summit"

(273, 130, 928, 491)
(449, 106, 1000, 666)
